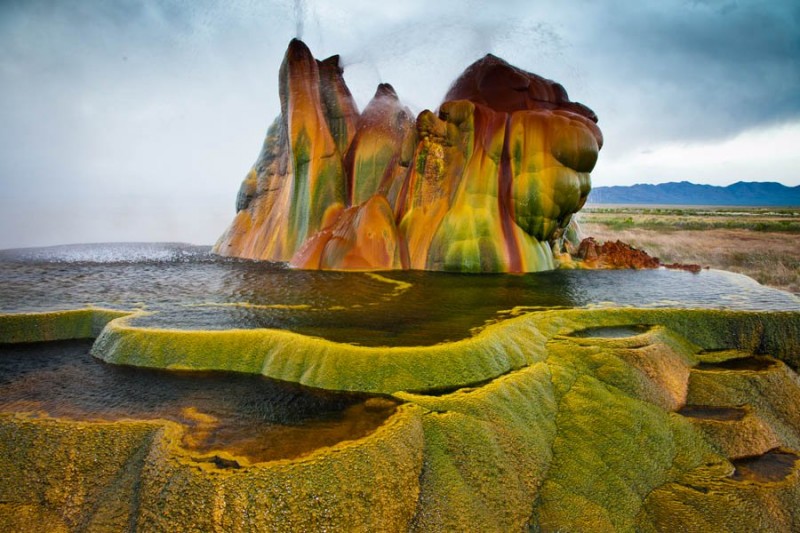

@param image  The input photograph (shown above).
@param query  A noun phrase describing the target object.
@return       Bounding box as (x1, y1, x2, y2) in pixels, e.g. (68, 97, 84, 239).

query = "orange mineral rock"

(576, 237, 661, 270)
(214, 40, 603, 272)
(343, 84, 415, 208)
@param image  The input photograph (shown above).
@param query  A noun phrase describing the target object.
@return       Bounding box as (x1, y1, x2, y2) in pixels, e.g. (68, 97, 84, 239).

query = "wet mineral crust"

(2, 307, 800, 531)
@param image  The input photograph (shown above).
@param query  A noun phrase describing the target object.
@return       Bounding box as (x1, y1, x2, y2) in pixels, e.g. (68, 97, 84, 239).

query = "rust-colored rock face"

(214, 40, 602, 272)
(443, 53, 603, 147)
(576, 237, 661, 269)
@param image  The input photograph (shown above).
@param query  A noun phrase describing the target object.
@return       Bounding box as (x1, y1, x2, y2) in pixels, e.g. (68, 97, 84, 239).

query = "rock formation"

(575, 237, 660, 269)
(214, 39, 602, 272)
(572, 237, 705, 272)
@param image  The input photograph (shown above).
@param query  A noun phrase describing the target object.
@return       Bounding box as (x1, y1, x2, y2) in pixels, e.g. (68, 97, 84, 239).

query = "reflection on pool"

(0, 244, 800, 346)
(0, 339, 396, 463)
(568, 325, 652, 338)
(731, 449, 800, 482)
(1, 243, 798, 346)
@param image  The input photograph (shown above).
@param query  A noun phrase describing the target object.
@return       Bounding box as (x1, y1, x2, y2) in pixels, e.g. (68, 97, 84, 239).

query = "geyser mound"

(214, 39, 601, 272)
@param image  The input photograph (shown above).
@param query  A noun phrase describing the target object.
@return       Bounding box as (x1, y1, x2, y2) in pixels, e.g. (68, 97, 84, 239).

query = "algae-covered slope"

(214, 39, 601, 272)
(1, 307, 800, 531)
(89, 307, 800, 393)
(0, 407, 425, 532)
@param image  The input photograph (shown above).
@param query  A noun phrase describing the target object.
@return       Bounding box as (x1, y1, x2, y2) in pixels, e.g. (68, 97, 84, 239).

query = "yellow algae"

(144, 404, 423, 532)
(396, 364, 557, 531)
(497, 305, 569, 317)
(0, 308, 132, 344)
(86, 308, 800, 396)
(394, 308, 799, 530)
(0, 504, 70, 533)
(179, 407, 220, 449)
(638, 456, 800, 532)
(4, 307, 799, 395)
(364, 272, 413, 297)
(0, 404, 425, 532)
(686, 357, 800, 453)
(3, 308, 800, 530)
(90, 311, 548, 394)
(0, 414, 163, 531)
(188, 302, 314, 311)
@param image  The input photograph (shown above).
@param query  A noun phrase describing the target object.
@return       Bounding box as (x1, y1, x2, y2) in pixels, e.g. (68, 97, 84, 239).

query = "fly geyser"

(214, 39, 601, 272)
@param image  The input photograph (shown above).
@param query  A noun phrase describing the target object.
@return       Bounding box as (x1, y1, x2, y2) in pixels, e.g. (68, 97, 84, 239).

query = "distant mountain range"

(588, 181, 800, 206)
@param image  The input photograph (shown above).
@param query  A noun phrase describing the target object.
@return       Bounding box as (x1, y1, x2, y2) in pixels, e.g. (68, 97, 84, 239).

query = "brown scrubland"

(579, 206, 800, 295)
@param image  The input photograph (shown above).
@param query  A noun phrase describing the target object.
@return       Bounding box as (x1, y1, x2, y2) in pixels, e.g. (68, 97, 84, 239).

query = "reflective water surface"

(568, 325, 652, 338)
(0, 340, 396, 463)
(2, 243, 798, 346)
(731, 449, 799, 482)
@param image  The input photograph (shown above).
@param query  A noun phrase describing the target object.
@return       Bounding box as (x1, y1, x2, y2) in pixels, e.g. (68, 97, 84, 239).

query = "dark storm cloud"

(312, 0, 800, 153)
(575, 0, 800, 144)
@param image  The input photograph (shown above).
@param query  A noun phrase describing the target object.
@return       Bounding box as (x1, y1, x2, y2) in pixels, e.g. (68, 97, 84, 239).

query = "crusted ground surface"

(1, 307, 799, 531)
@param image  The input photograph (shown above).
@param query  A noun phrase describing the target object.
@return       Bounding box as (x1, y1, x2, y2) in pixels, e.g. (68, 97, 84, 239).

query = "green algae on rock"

(2, 305, 800, 530)
(0, 308, 131, 344)
(0, 405, 425, 532)
(88, 307, 800, 394)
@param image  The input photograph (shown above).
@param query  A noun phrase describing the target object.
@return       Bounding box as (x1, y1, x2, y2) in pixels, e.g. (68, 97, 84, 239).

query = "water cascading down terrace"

(214, 39, 601, 272)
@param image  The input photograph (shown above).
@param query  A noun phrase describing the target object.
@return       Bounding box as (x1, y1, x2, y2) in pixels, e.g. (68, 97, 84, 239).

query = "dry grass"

(579, 208, 800, 295)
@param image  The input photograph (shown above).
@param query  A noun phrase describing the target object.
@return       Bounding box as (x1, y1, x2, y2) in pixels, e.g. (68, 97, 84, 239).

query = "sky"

(0, 0, 798, 248)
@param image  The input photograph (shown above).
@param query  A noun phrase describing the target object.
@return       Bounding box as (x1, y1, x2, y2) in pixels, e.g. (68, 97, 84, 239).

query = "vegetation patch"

(580, 206, 800, 294)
